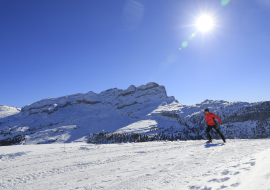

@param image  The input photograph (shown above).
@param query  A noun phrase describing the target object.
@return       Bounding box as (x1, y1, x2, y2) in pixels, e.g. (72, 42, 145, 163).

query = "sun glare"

(196, 15, 214, 32)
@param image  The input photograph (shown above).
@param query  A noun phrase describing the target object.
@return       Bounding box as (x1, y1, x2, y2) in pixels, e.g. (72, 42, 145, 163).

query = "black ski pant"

(206, 124, 226, 142)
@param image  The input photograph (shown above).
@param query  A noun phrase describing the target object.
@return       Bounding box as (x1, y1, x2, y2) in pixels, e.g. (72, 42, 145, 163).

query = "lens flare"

(167, 55, 176, 63)
(122, 0, 145, 29)
(182, 41, 188, 48)
(221, 0, 230, 6)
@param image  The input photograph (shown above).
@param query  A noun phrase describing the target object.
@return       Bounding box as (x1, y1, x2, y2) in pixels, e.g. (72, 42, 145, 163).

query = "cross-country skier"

(204, 108, 226, 143)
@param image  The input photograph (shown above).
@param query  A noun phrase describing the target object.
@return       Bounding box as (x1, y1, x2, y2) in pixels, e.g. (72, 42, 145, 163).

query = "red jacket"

(204, 112, 221, 126)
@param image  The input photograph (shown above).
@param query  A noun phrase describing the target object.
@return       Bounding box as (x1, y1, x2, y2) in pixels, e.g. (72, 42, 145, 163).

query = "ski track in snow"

(0, 139, 270, 190)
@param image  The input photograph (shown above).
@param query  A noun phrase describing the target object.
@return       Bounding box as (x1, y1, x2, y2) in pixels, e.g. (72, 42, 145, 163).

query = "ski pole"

(220, 124, 237, 142)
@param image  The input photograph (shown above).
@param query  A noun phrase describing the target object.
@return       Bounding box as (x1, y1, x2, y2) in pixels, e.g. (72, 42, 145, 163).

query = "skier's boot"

(206, 140, 212, 143)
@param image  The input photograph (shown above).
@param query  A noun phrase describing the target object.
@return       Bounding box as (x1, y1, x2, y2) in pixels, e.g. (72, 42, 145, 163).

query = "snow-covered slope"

(0, 82, 175, 145)
(148, 99, 270, 140)
(0, 105, 20, 119)
(0, 82, 270, 146)
(0, 139, 270, 189)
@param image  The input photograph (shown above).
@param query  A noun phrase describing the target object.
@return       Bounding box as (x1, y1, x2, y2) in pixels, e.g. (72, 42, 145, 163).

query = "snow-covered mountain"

(0, 82, 270, 145)
(0, 105, 21, 119)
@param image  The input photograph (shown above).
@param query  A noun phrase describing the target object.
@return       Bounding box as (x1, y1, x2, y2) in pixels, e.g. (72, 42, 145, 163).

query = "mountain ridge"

(0, 82, 269, 145)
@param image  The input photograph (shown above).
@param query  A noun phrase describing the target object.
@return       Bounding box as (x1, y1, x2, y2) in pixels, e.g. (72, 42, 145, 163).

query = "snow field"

(0, 139, 270, 190)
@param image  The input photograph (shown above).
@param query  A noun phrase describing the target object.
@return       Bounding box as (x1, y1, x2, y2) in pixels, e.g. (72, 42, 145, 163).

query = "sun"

(196, 15, 214, 32)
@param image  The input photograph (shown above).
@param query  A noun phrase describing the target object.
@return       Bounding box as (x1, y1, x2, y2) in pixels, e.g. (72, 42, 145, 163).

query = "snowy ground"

(1, 139, 270, 190)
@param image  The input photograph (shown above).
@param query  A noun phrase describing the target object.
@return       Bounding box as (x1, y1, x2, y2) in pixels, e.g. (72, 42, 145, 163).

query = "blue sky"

(1, 0, 270, 108)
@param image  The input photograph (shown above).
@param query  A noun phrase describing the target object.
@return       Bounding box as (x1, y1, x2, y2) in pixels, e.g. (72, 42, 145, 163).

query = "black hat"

(205, 108, 209, 112)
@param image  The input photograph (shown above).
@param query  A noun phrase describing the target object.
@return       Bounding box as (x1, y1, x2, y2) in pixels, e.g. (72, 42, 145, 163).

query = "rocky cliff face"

(0, 83, 269, 146)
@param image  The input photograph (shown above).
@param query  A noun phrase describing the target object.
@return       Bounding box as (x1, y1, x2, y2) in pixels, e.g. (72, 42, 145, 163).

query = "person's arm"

(212, 113, 221, 124)
(204, 115, 208, 125)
